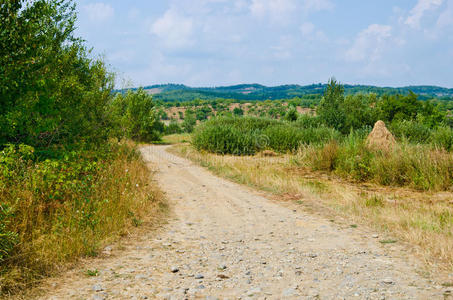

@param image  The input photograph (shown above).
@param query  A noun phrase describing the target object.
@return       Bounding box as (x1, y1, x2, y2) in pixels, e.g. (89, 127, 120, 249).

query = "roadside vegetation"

(0, 1, 166, 294)
(172, 79, 453, 270)
(192, 79, 453, 191)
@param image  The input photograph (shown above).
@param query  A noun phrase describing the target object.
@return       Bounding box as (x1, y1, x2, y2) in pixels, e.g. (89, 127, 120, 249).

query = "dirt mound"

(366, 120, 396, 151)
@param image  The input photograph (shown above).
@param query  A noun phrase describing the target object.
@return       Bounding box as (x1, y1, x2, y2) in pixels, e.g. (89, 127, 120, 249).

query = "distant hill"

(134, 83, 453, 102)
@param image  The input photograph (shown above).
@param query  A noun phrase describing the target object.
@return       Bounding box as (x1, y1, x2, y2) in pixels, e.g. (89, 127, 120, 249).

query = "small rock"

(247, 287, 262, 296)
(308, 253, 318, 258)
(309, 290, 320, 297)
(217, 274, 229, 279)
(282, 288, 297, 297)
(372, 234, 379, 238)
(171, 267, 180, 273)
(245, 270, 251, 275)
(195, 274, 204, 279)
(92, 285, 103, 292)
(197, 284, 206, 289)
(382, 278, 394, 284)
(219, 264, 227, 270)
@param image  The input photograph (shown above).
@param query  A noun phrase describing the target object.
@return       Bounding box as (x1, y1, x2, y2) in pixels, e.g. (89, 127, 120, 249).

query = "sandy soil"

(37, 145, 451, 299)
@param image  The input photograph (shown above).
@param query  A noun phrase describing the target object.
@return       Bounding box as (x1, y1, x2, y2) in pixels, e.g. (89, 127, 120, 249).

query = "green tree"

(182, 109, 197, 133)
(376, 92, 422, 123)
(0, 0, 114, 148)
(317, 78, 346, 132)
(342, 94, 378, 130)
(110, 89, 164, 142)
(165, 119, 182, 134)
(233, 107, 244, 116)
(283, 107, 298, 122)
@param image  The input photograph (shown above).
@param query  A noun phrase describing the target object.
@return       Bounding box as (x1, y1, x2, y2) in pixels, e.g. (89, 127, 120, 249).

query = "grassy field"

(171, 143, 453, 272)
(161, 133, 192, 144)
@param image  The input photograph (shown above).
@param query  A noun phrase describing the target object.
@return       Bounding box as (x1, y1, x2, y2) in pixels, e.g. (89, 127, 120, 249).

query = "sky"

(74, 0, 453, 88)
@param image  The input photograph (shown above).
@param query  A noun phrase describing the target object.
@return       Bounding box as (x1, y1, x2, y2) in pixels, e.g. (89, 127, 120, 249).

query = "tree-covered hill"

(134, 83, 453, 102)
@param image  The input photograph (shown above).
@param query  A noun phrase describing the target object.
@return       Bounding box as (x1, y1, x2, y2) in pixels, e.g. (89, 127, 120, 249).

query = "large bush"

(0, 0, 114, 149)
(390, 120, 431, 143)
(109, 89, 164, 142)
(431, 126, 453, 151)
(192, 116, 340, 155)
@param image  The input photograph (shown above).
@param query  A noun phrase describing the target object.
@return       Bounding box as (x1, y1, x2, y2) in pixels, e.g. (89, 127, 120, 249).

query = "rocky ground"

(38, 145, 452, 299)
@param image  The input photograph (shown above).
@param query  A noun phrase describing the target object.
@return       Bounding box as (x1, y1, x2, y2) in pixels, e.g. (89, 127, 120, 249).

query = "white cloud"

(345, 24, 392, 62)
(302, 0, 334, 12)
(405, 0, 443, 29)
(83, 3, 114, 22)
(300, 22, 315, 35)
(250, 0, 297, 23)
(437, 0, 453, 28)
(150, 9, 194, 49)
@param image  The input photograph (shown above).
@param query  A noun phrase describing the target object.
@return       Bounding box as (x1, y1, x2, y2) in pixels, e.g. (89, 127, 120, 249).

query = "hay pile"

(366, 120, 396, 151)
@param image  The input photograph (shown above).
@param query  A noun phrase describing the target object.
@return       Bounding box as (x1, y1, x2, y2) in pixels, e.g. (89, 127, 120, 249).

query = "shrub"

(192, 116, 340, 154)
(0, 204, 18, 262)
(335, 134, 374, 181)
(390, 120, 431, 144)
(431, 126, 453, 151)
(310, 141, 339, 171)
(109, 89, 164, 142)
(264, 124, 304, 152)
(192, 121, 260, 155)
(165, 120, 183, 134)
(295, 114, 323, 129)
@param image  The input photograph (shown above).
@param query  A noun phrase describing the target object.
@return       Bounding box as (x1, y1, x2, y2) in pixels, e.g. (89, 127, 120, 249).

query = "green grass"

(192, 116, 340, 155)
(85, 269, 99, 277)
(161, 133, 192, 144)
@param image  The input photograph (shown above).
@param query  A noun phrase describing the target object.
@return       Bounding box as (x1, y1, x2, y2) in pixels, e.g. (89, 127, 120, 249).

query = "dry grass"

(0, 142, 166, 296)
(171, 144, 453, 272)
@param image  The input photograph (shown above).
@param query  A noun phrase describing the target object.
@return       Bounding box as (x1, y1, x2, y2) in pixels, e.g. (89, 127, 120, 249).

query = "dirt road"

(40, 145, 450, 299)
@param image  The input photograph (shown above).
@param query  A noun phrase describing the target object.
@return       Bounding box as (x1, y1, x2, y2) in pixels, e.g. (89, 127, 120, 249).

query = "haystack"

(366, 120, 396, 151)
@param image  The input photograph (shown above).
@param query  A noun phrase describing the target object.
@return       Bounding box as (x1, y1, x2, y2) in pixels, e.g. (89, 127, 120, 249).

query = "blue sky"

(75, 0, 453, 88)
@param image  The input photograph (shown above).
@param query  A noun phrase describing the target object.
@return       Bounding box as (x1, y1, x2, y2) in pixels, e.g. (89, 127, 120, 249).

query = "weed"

(85, 269, 99, 277)
(365, 195, 384, 207)
(379, 239, 397, 244)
